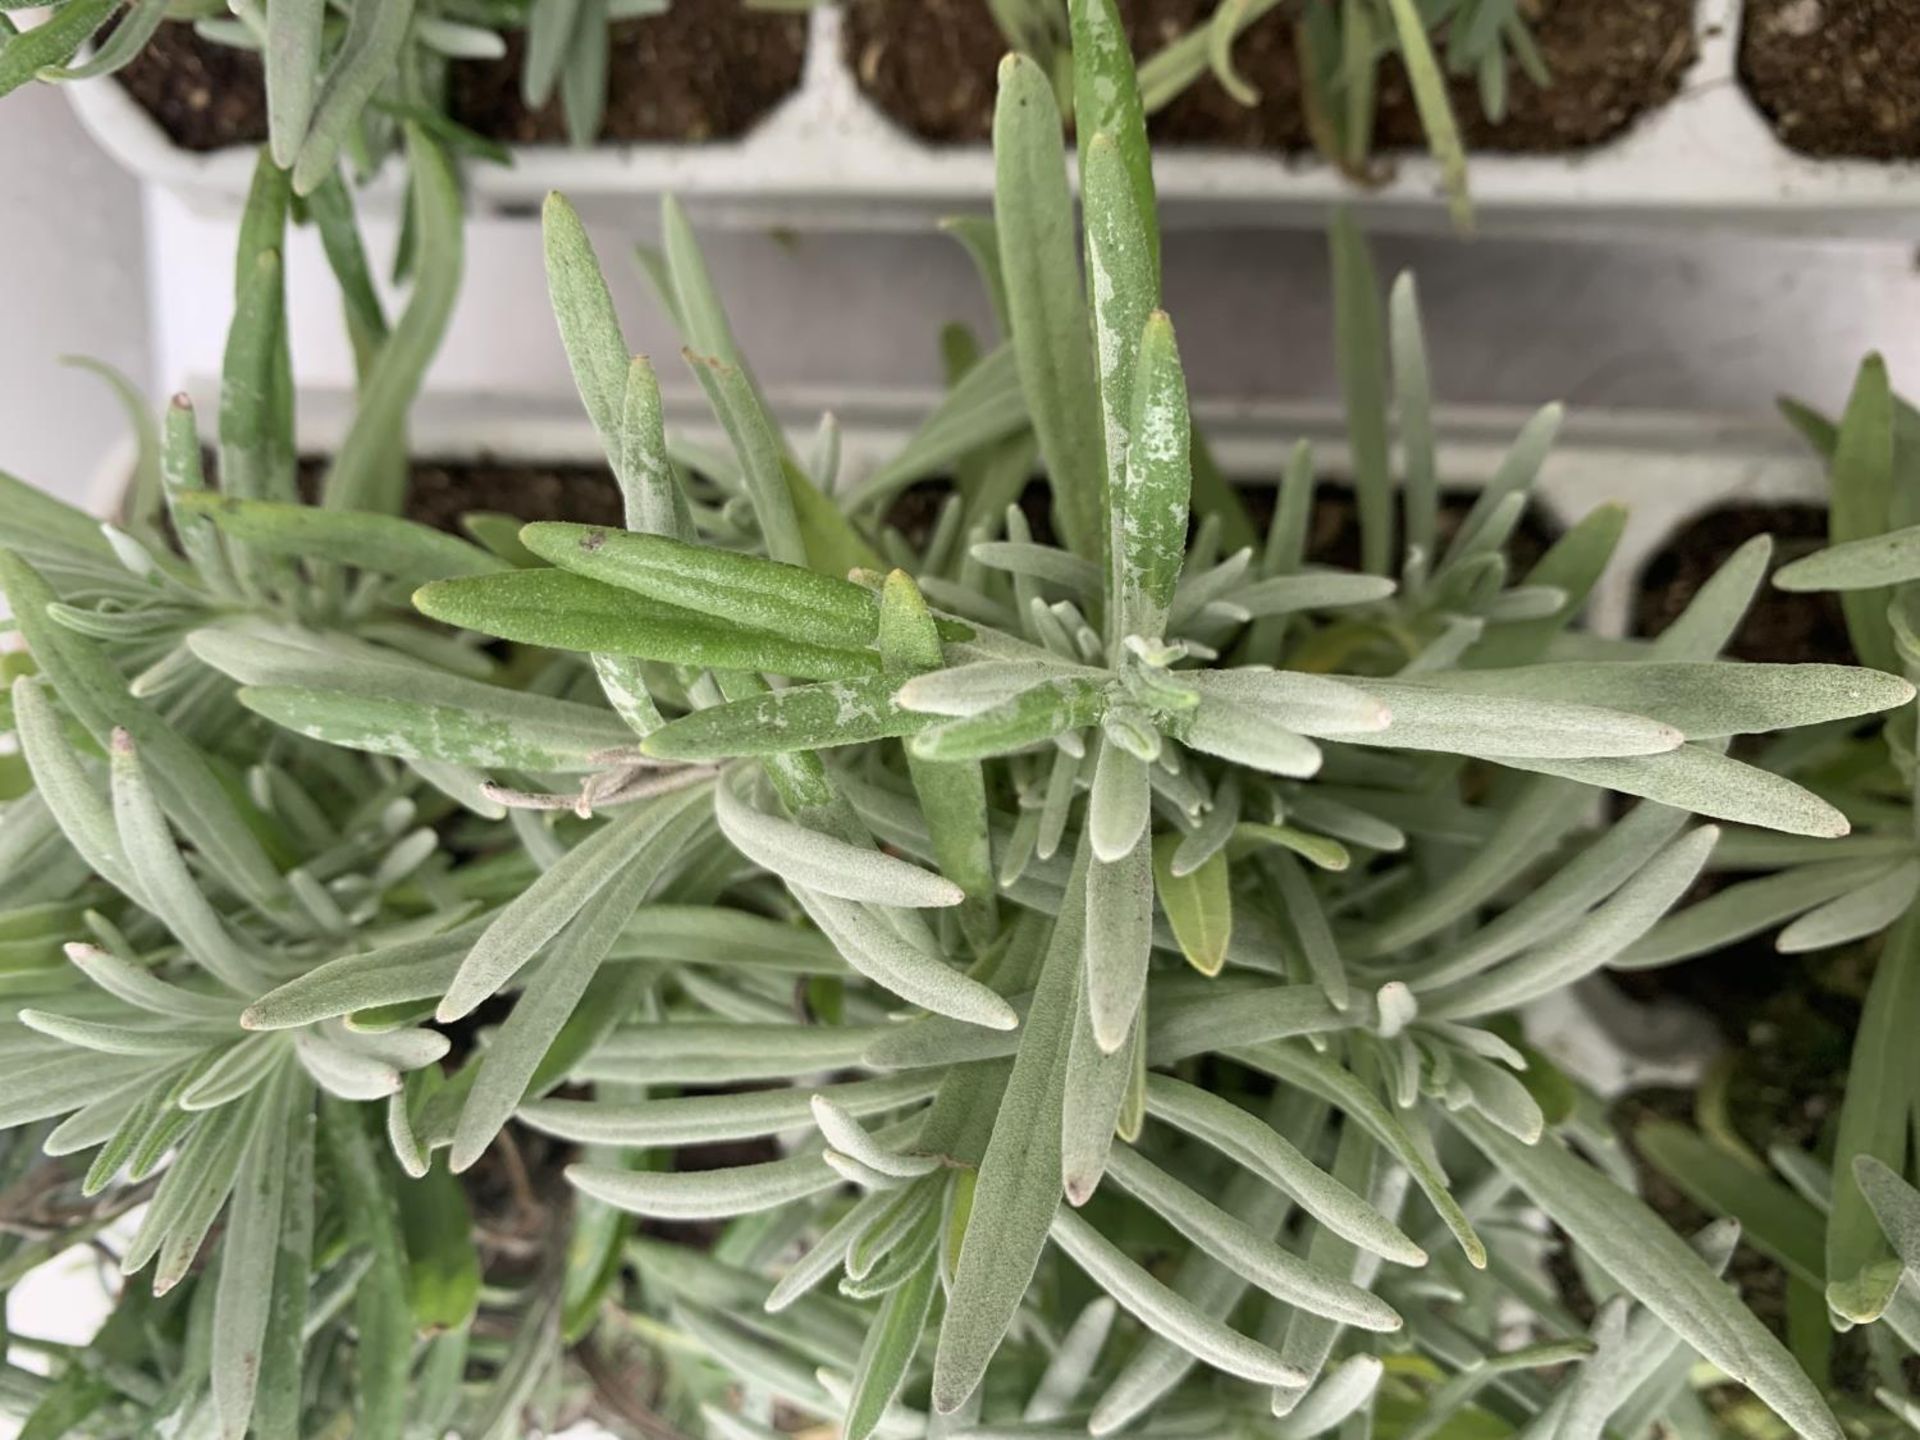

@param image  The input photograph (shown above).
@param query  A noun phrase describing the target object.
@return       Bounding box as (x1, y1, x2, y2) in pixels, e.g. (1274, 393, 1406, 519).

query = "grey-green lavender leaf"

(933, 839, 1087, 1413)
(172, 493, 506, 581)
(1776, 522, 1920, 592)
(522, 523, 886, 649)
(1455, 1113, 1843, 1440)
(791, 888, 1017, 1030)
(1104, 1146, 1400, 1332)
(715, 777, 963, 909)
(520, 1074, 937, 1147)
(643, 676, 926, 760)
(1049, 1207, 1307, 1387)
(1401, 661, 1913, 738)
(1490, 746, 1848, 838)
(570, 1148, 841, 1219)
(416, 567, 881, 680)
(1139, 1074, 1424, 1265)
(994, 52, 1106, 566)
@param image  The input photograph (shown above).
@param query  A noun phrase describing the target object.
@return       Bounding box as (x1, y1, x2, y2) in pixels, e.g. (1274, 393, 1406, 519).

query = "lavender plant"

(0, 4, 1911, 1439)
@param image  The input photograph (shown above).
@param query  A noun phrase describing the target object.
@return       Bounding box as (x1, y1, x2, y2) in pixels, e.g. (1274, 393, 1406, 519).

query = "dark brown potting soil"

(287, 457, 626, 532)
(114, 7, 805, 152)
(401, 460, 626, 532)
(446, 5, 807, 145)
(113, 21, 267, 152)
(1632, 503, 1853, 665)
(1740, 0, 1920, 159)
(841, 0, 1695, 153)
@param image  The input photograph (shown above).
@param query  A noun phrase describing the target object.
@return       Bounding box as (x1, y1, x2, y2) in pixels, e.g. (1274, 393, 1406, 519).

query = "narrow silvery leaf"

(450, 787, 708, 1171)
(1776, 858, 1920, 953)
(1421, 826, 1719, 1019)
(714, 778, 963, 909)
(972, 541, 1103, 599)
(1443, 402, 1565, 573)
(1231, 572, 1397, 619)
(1828, 909, 1920, 1322)
(1049, 1207, 1306, 1387)
(291, 0, 416, 192)
(212, 1059, 298, 1440)
(1330, 213, 1391, 575)
(812, 1096, 940, 1180)
(1089, 739, 1151, 863)
(1153, 834, 1231, 975)
(294, 1025, 401, 1101)
(1273, 1353, 1384, 1440)
(882, 570, 1001, 945)
(123, 1088, 254, 1289)
(1356, 681, 1683, 759)
(1062, 992, 1137, 1206)
(266, 0, 322, 162)
(239, 684, 640, 773)
(1187, 672, 1384, 738)
(1488, 745, 1849, 838)
(521, 1074, 938, 1147)
(522, 524, 881, 650)
(1140, 1075, 1424, 1265)
(1268, 851, 1348, 1012)
(1084, 833, 1152, 1054)
(1081, 130, 1153, 620)
(1404, 661, 1913, 738)
(1071, 0, 1157, 281)
(1104, 1147, 1400, 1332)
(1648, 534, 1773, 662)
(1178, 693, 1322, 778)
(110, 731, 270, 995)
(1455, 1113, 1843, 1440)
(1854, 1157, 1920, 1273)
(415, 568, 881, 681)
(18, 1009, 225, 1056)
(1414, 798, 1688, 985)
(543, 192, 690, 536)
(896, 660, 1084, 718)
(792, 888, 1016, 1030)
(577, 1021, 884, 1086)
(180, 1034, 286, 1112)
(934, 839, 1088, 1413)
(570, 1149, 840, 1219)
(1237, 1042, 1484, 1268)
(910, 677, 1110, 763)
(1116, 311, 1191, 638)
(644, 676, 925, 760)
(12, 678, 143, 903)
(995, 52, 1106, 565)
(1826, 354, 1899, 673)
(317, 126, 459, 513)
(1776, 523, 1920, 592)
(0, 1051, 151, 1130)
(242, 920, 481, 1031)
(844, 1249, 939, 1440)
(1025, 1297, 1118, 1423)
(442, 790, 708, 1022)
(173, 493, 506, 581)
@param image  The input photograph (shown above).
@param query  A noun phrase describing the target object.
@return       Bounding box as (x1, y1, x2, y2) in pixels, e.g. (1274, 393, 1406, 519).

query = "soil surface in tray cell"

(1741, 0, 1920, 159)
(842, 0, 1696, 153)
(114, 5, 805, 151)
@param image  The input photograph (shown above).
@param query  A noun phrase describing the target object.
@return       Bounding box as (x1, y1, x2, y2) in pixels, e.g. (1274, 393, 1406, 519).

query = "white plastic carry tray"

(66, 0, 1920, 237)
